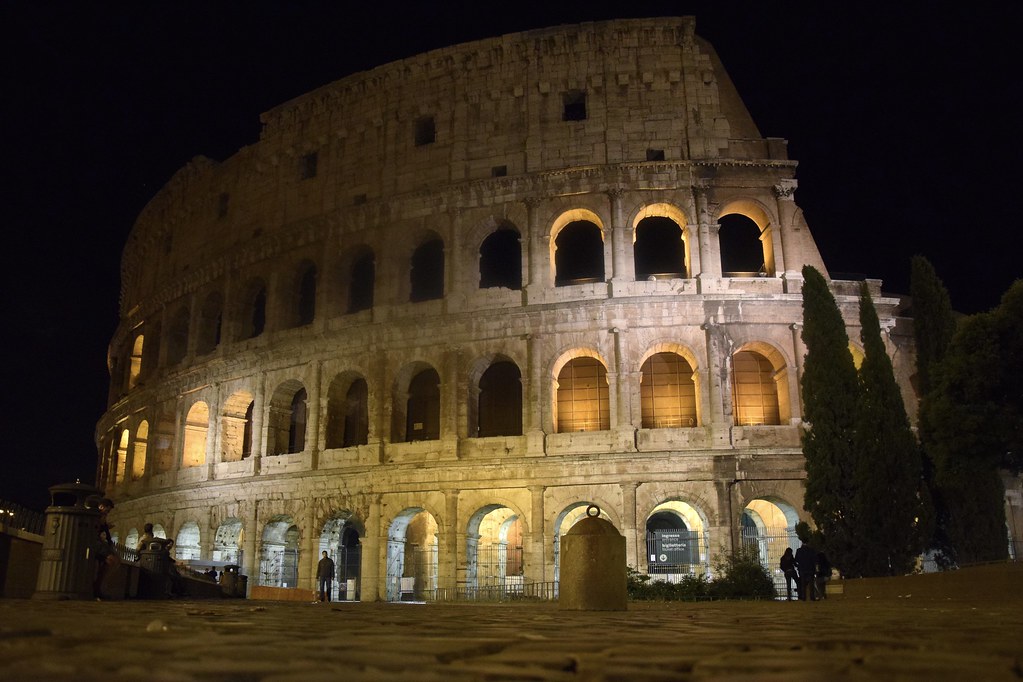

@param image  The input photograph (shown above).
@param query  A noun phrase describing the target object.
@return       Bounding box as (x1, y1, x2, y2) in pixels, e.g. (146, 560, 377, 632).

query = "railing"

(0, 500, 44, 535)
(425, 580, 557, 602)
(115, 542, 140, 563)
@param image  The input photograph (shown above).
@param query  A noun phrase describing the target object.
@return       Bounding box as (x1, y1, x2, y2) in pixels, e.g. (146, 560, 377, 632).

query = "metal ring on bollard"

(586, 504, 600, 518)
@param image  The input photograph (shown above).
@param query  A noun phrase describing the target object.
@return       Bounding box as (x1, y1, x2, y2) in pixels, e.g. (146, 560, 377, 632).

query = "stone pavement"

(1, 586, 1021, 682)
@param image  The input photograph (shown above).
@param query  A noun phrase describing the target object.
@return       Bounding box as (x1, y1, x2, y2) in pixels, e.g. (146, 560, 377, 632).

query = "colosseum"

(96, 17, 920, 600)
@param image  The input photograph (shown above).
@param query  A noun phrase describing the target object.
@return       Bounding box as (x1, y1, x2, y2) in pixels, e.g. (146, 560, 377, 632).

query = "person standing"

(317, 551, 336, 602)
(779, 547, 798, 600)
(794, 539, 817, 601)
(93, 498, 117, 600)
(815, 551, 832, 600)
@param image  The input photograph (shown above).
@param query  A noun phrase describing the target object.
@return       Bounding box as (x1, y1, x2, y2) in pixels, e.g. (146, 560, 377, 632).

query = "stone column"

(694, 186, 722, 290)
(250, 372, 266, 473)
(527, 485, 546, 582)
(361, 494, 383, 602)
(241, 504, 259, 589)
(621, 482, 640, 570)
(607, 188, 634, 291)
(307, 362, 322, 469)
(302, 502, 318, 592)
(701, 320, 731, 433)
(790, 323, 805, 420)
(524, 197, 547, 303)
(773, 179, 798, 278)
(206, 382, 221, 478)
(525, 333, 545, 455)
(441, 489, 459, 593)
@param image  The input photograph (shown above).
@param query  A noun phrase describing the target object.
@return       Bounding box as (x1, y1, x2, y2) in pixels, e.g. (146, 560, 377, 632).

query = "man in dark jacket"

(794, 540, 817, 601)
(317, 551, 336, 602)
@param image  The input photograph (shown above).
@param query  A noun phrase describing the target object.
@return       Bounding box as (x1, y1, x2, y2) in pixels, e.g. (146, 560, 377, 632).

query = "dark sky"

(2, 4, 1018, 510)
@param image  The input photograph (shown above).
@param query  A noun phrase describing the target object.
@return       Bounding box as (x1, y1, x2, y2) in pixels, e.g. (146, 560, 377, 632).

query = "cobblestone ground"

(1, 592, 1021, 681)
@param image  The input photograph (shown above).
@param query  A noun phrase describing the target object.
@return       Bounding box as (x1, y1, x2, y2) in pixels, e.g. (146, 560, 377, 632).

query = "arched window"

(127, 334, 144, 389)
(556, 357, 609, 432)
(634, 217, 686, 280)
(165, 306, 190, 366)
(554, 221, 604, 286)
(289, 388, 307, 453)
(477, 361, 522, 437)
(640, 352, 698, 428)
(182, 401, 209, 467)
(266, 381, 306, 455)
(325, 376, 369, 448)
(719, 214, 766, 276)
(239, 280, 267, 340)
(291, 262, 317, 328)
(131, 421, 148, 480)
(221, 392, 254, 462)
(347, 248, 375, 313)
(731, 351, 781, 425)
(196, 292, 223, 355)
(479, 228, 522, 290)
(406, 369, 440, 441)
(410, 239, 444, 302)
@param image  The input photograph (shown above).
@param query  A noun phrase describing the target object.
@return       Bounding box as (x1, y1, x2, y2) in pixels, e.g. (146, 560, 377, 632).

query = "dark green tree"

(799, 266, 860, 571)
(921, 281, 1023, 563)
(853, 283, 930, 575)
(909, 256, 956, 397)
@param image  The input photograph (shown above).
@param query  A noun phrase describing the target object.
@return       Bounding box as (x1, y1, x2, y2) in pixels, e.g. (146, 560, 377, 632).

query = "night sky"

(2, 4, 1018, 510)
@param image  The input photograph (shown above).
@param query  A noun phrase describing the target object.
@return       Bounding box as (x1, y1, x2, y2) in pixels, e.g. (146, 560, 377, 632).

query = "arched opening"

(125, 528, 139, 550)
(195, 292, 223, 355)
(266, 381, 307, 455)
(260, 516, 300, 588)
(319, 515, 363, 601)
(385, 509, 438, 601)
(131, 421, 148, 480)
(476, 361, 522, 437)
(288, 261, 317, 328)
(554, 220, 604, 285)
(849, 342, 865, 370)
(634, 216, 687, 280)
(479, 227, 522, 290)
(325, 375, 369, 449)
(165, 306, 190, 366)
(175, 521, 201, 562)
(644, 501, 710, 579)
(347, 247, 375, 313)
(405, 368, 440, 442)
(640, 352, 698, 428)
(741, 497, 800, 594)
(127, 334, 144, 390)
(731, 350, 782, 426)
(181, 401, 209, 467)
(114, 429, 129, 484)
(553, 503, 615, 595)
(466, 506, 523, 594)
(555, 357, 609, 432)
(213, 518, 243, 564)
(220, 391, 254, 462)
(719, 212, 771, 277)
(410, 238, 444, 302)
(238, 279, 267, 340)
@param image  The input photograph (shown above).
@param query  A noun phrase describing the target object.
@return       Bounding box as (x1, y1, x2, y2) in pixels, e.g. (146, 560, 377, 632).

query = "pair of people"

(780, 543, 831, 600)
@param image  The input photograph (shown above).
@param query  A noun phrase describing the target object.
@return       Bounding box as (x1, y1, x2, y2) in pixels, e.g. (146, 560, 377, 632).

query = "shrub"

(708, 547, 777, 600)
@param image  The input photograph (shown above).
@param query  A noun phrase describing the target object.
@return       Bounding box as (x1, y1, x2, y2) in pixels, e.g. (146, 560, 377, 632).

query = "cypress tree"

(909, 256, 956, 397)
(853, 282, 930, 575)
(799, 266, 860, 572)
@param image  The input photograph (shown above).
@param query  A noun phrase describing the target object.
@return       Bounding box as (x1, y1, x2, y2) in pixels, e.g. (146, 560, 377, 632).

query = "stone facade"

(97, 17, 921, 599)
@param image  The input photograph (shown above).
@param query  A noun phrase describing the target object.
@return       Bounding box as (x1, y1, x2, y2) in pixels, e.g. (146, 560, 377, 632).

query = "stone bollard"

(33, 482, 105, 600)
(559, 505, 627, 611)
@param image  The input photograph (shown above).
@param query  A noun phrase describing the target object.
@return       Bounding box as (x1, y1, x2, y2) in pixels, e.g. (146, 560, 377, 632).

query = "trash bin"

(33, 482, 105, 600)
(236, 573, 248, 598)
(137, 538, 175, 598)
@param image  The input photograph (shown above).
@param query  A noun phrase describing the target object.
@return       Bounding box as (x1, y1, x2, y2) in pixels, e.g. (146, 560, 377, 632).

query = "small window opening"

(299, 152, 318, 180)
(217, 192, 230, 219)
(414, 116, 436, 146)
(646, 149, 665, 161)
(352, 193, 367, 206)
(562, 90, 587, 121)
(491, 165, 508, 178)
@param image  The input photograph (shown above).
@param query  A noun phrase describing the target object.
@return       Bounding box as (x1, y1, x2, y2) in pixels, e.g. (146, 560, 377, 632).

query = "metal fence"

(0, 500, 44, 535)
(425, 580, 557, 602)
